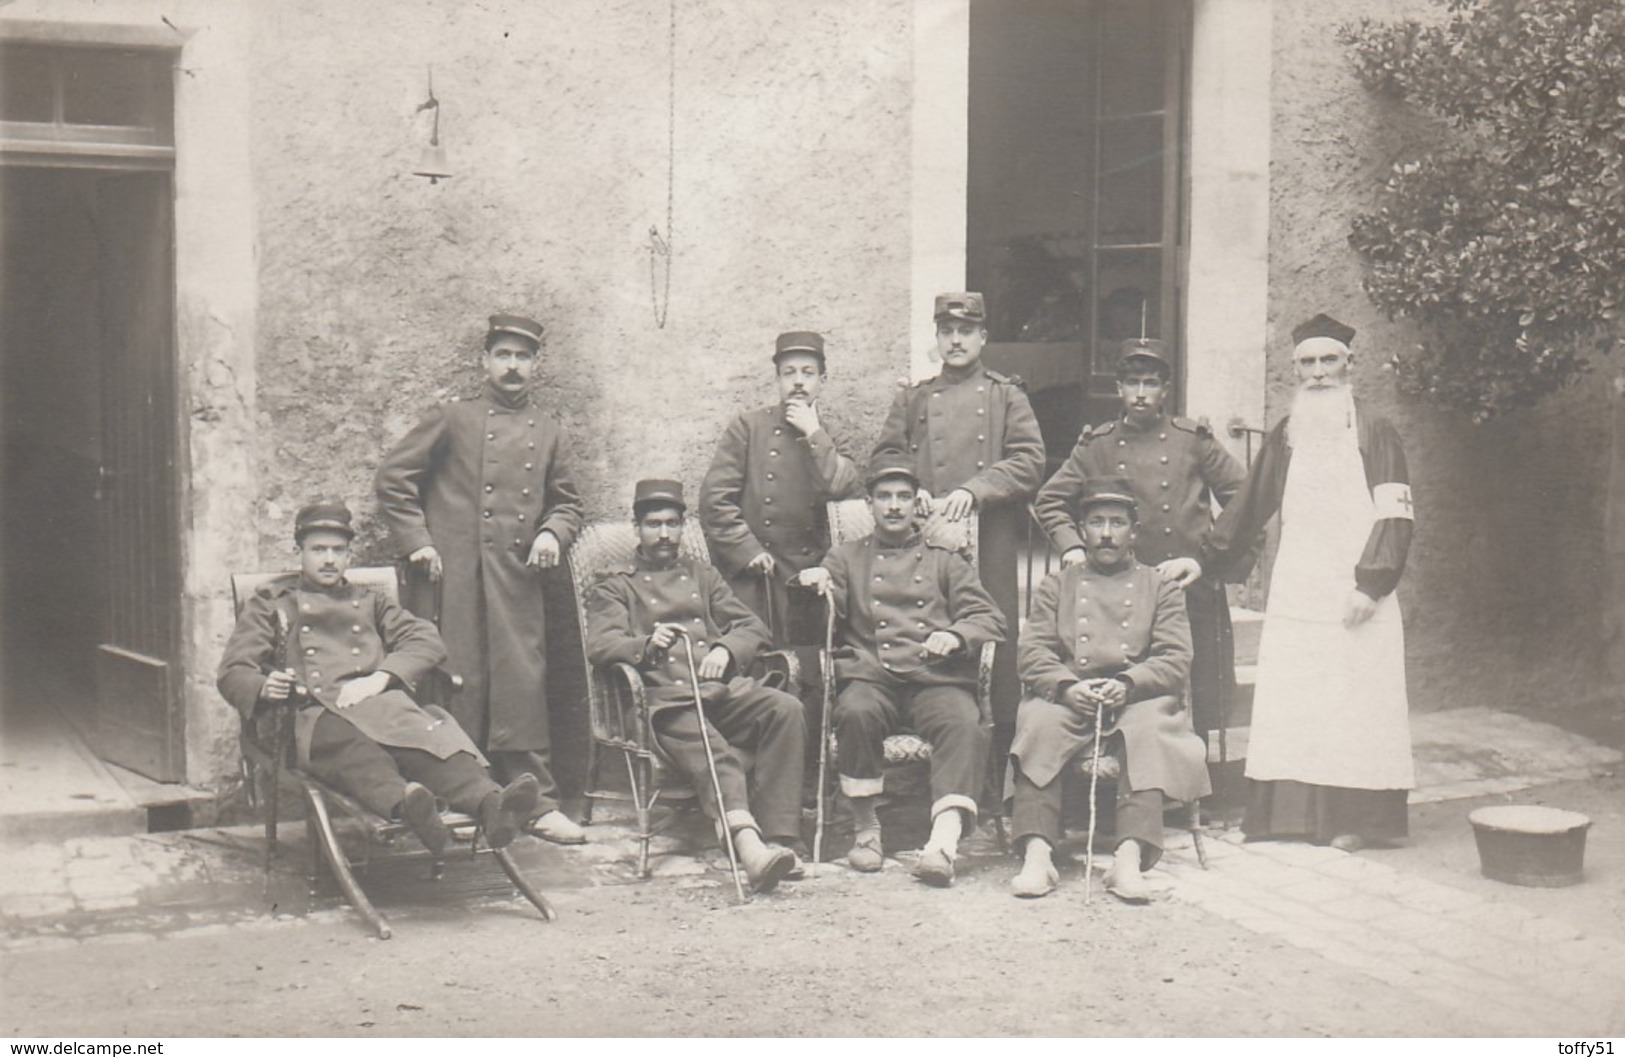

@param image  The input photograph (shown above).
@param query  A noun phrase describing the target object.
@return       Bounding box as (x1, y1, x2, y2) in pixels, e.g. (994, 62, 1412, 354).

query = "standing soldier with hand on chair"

(698, 330, 863, 648)
(1033, 337, 1250, 751)
(873, 292, 1045, 787)
(375, 313, 586, 845)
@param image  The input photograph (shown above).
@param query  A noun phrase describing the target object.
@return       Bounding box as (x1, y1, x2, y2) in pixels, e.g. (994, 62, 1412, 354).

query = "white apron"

(1247, 428, 1414, 790)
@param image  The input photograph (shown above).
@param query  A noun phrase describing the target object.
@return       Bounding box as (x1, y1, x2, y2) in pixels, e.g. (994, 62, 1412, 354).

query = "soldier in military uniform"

(217, 503, 542, 854)
(798, 454, 1006, 887)
(375, 313, 586, 845)
(1008, 479, 1210, 902)
(698, 330, 862, 645)
(1032, 338, 1249, 742)
(872, 292, 1045, 771)
(584, 480, 804, 893)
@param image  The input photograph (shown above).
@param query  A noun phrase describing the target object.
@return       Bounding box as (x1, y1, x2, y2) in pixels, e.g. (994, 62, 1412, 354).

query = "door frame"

(1, 34, 187, 781)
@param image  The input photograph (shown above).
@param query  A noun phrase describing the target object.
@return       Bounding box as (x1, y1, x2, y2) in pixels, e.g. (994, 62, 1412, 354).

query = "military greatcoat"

(217, 574, 480, 769)
(1033, 413, 1249, 735)
(698, 404, 862, 642)
(1011, 560, 1210, 805)
(583, 553, 774, 711)
(818, 531, 1005, 689)
(873, 362, 1045, 723)
(375, 382, 583, 751)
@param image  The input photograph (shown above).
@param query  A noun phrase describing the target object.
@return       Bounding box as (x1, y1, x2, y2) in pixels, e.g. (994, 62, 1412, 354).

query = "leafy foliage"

(1341, 0, 1624, 421)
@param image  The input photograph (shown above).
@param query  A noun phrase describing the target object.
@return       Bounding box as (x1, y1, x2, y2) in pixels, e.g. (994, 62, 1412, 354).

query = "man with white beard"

(1203, 314, 1415, 851)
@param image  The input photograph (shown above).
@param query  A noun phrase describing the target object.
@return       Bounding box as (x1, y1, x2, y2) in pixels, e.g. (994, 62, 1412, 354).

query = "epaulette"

(1171, 415, 1213, 437)
(252, 573, 300, 600)
(985, 369, 1027, 390)
(590, 562, 637, 582)
(1079, 420, 1117, 443)
(925, 536, 972, 557)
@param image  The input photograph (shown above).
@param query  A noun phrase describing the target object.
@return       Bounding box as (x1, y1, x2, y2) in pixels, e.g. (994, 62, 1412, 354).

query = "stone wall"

(1268, 0, 1619, 711)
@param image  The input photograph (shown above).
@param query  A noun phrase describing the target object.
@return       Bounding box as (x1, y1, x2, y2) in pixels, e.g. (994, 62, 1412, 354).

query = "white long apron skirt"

(1246, 433, 1414, 790)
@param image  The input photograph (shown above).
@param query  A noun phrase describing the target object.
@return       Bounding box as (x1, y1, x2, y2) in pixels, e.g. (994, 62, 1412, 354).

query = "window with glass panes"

(967, 0, 1188, 471)
(1, 43, 174, 169)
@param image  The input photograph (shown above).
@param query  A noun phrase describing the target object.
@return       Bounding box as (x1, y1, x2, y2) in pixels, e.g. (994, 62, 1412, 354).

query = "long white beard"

(1287, 385, 1356, 452)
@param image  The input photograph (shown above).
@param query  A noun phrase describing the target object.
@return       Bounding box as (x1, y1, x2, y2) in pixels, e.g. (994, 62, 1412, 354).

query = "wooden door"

(91, 172, 183, 782)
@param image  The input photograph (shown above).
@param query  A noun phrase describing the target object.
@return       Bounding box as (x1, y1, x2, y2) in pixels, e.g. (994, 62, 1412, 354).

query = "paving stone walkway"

(1158, 830, 1625, 1034)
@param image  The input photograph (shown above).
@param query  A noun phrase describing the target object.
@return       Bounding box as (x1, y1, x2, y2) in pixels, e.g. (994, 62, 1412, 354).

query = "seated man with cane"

(798, 453, 1006, 886)
(583, 479, 806, 893)
(217, 502, 542, 855)
(1007, 477, 1210, 902)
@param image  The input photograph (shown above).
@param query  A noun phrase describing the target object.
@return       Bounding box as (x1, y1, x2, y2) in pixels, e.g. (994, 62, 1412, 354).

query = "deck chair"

(231, 566, 556, 939)
(572, 519, 796, 878)
(822, 499, 1003, 847)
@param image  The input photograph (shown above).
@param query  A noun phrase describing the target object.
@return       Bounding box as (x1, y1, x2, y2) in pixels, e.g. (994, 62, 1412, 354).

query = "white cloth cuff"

(839, 774, 885, 798)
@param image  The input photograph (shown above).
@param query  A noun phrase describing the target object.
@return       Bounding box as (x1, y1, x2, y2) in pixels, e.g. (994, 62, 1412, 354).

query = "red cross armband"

(1372, 482, 1414, 520)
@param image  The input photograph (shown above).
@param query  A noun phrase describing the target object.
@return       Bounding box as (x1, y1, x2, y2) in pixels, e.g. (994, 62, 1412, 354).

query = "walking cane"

(760, 567, 781, 648)
(1083, 703, 1106, 906)
(812, 590, 837, 872)
(674, 628, 748, 903)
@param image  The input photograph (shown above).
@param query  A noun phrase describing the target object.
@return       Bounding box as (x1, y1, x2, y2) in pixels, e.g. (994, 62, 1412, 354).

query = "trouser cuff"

(931, 793, 978, 822)
(839, 774, 884, 798)
(724, 809, 760, 835)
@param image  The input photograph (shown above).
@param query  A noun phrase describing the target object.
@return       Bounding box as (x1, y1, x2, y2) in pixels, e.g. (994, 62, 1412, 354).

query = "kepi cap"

(1291, 313, 1356, 348)
(295, 501, 355, 541)
(1117, 337, 1171, 375)
(864, 451, 920, 492)
(933, 292, 986, 324)
(632, 478, 686, 516)
(773, 331, 826, 366)
(487, 313, 545, 348)
(1076, 477, 1138, 518)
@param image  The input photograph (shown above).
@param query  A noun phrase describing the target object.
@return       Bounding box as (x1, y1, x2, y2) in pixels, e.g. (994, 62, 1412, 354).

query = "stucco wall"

(248, 0, 915, 563)
(1268, 0, 1618, 711)
(220, 0, 918, 789)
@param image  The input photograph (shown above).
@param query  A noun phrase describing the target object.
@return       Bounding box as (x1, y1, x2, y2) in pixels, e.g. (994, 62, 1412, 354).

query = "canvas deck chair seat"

(823, 499, 1003, 845)
(230, 566, 556, 939)
(572, 519, 797, 878)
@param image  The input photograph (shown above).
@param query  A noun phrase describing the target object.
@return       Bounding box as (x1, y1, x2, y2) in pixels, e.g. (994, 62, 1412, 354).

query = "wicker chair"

(572, 519, 795, 878)
(822, 499, 1002, 843)
(231, 566, 555, 939)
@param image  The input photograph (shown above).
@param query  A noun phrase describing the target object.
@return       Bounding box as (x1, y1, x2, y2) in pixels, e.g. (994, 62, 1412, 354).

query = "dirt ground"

(4, 830, 1495, 1039)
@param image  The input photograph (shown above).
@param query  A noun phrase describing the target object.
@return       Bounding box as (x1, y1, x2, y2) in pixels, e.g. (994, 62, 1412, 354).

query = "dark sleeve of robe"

(1202, 419, 1289, 582)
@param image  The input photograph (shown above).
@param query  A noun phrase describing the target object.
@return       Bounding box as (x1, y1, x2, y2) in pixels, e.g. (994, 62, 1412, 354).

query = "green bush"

(1341, 0, 1624, 421)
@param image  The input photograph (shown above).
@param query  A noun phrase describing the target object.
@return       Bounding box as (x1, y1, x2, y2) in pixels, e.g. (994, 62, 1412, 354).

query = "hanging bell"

(413, 141, 452, 184)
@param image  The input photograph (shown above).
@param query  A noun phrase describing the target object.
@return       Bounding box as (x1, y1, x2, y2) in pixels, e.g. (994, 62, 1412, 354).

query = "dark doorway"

(2, 169, 182, 781)
(968, 0, 1190, 475)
